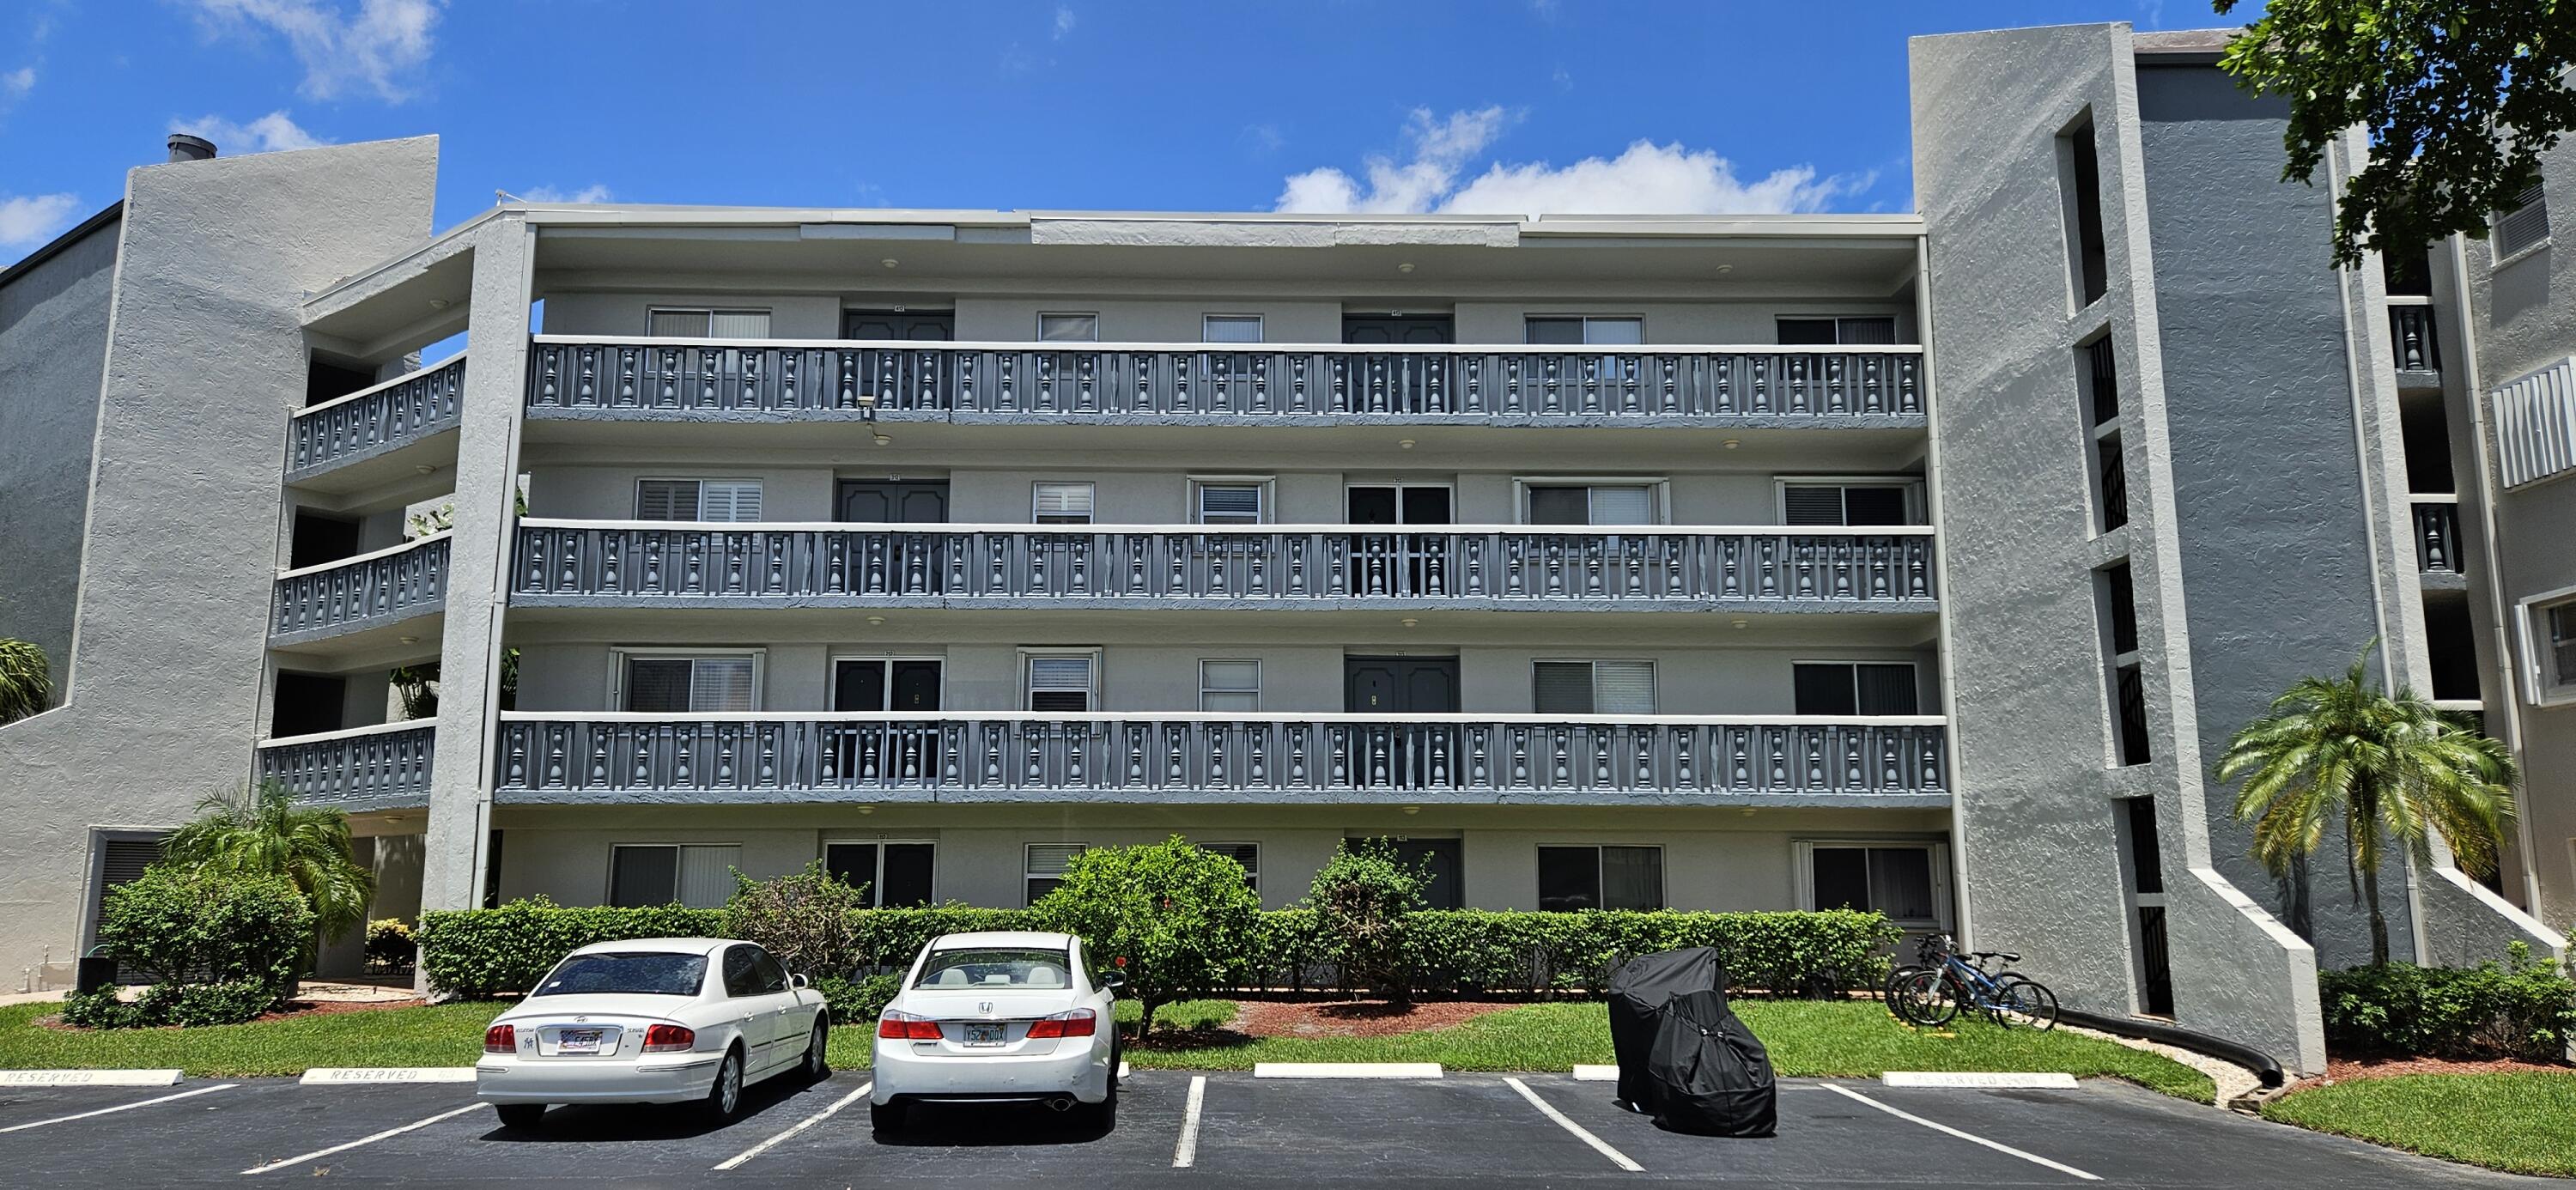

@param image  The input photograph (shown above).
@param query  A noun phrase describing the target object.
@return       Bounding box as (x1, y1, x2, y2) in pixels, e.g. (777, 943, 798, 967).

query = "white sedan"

(475, 937, 830, 1128)
(870, 930, 1123, 1132)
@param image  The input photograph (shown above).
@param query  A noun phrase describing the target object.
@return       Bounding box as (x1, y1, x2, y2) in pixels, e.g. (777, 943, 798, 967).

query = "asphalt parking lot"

(0, 1069, 2545, 1188)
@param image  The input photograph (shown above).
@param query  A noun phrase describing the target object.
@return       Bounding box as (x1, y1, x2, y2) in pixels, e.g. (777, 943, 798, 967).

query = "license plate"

(963, 1023, 1006, 1047)
(557, 1029, 604, 1054)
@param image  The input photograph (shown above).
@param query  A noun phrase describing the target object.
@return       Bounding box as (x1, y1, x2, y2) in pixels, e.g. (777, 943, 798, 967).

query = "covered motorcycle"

(1605, 947, 1777, 1137)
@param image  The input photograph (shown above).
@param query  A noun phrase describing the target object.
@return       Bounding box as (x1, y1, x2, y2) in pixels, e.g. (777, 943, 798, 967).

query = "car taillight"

(641, 1023, 696, 1053)
(483, 1024, 515, 1053)
(1026, 1008, 1097, 1039)
(877, 1010, 943, 1041)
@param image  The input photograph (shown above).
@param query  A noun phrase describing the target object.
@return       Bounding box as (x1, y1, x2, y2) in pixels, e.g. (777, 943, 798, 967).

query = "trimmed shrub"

(1034, 838, 1264, 1036)
(815, 973, 902, 1022)
(2318, 944, 2576, 1061)
(365, 918, 416, 973)
(417, 897, 724, 998)
(76, 865, 315, 1028)
(1305, 839, 1426, 1002)
(723, 862, 868, 980)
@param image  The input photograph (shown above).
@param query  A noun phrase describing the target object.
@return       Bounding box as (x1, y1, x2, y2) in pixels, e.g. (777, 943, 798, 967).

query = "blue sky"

(0, 0, 2229, 267)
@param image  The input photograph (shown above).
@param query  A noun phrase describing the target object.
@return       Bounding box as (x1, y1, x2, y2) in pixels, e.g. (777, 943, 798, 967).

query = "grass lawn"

(1, 997, 2210, 1102)
(2262, 1072, 2576, 1178)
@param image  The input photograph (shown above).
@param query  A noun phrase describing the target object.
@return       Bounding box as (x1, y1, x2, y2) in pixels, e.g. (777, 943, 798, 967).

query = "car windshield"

(533, 952, 708, 997)
(914, 948, 1073, 990)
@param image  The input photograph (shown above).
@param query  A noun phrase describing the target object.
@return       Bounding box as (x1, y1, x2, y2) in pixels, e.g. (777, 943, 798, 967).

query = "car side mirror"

(1099, 971, 1127, 991)
(791, 974, 810, 989)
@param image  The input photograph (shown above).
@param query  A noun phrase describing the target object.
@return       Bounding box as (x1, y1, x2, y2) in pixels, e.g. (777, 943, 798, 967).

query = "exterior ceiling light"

(1400, 617, 1419, 628)
(1398, 439, 1417, 450)
(866, 615, 886, 627)
(872, 432, 892, 447)
(881, 258, 899, 269)
(1722, 439, 1740, 450)
(428, 298, 452, 310)
(1402, 804, 1421, 816)
(1397, 262, 1415, 274)
(1730, 619, 1748, 630)
(1716, 264, 1735, 274)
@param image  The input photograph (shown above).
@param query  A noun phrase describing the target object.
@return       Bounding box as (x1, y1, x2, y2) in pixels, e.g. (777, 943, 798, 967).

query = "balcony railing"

(2388, 299, 2441, 377)
(524, 337, 1925, 423)
(511, 521, 1937, 610)
(256, 722, 436, 809)
(271, 532, 451, 641)
(492, 713, 1949, 805)
(2411, 496, 2462, 574)
(287, 355, 466, 478)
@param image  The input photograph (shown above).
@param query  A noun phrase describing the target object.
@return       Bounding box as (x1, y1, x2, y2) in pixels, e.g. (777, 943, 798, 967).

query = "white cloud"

(3, 66, 31, 99)
(1275, 106, 1510, 214)
(185, 0, 440, 102)
(521, 184, 613, 204)
(1276, 107, 1868, 216)
(0, 192, 82, 249)
(1053, 5, 1075, 39)
(172, 111, 331, 154)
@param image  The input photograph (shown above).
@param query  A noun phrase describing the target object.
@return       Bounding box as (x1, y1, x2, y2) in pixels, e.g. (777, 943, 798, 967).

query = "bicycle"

(1888, 933, 2058, 1030)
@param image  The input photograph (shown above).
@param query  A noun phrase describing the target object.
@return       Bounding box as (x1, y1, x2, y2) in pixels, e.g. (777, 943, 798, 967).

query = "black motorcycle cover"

(1643, 988, 1777, 1137)
(1606, 946, 1727, 1110)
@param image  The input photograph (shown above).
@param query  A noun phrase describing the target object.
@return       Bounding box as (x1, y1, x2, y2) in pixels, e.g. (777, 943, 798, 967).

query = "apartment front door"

(1347, 484, 1454, 595)
(1351, 836, 1463, 910)
(843, 310, 956, 341)
(1341, 314, 1455, 344)
(833, 659, 944, 783)
(1345, 657, 1459, 791)
(1344, 656, 1460, 714)
(837, 480, 950, 523)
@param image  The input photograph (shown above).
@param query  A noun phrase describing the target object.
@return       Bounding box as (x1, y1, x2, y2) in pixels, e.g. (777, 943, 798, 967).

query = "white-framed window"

(1032, 482, 1095, 525)
(1793, 661, 1919, 716)
(1201, 842, 1261, 894)
(1779, 478, 1920, 526)
(2518, 587, 2576, 705)
(1025, 842, 1091, 905)
(1525, 315, 1644, 345)
(1796, 841, 1947, 927)
(609, 843, 742, 908)
(1193, 478, 1268, 525)
(615, 649, 762, 713)
(1199, 659, 1260, 713)
(1537, 844, 1664, 912)
(1521, 480, 1660, 526)
(823, 841, 936, 907)
(1777, 316, 1898, 345)
(1024, 650, 1099, 712)
(1203, 314, 1264, 343)
(829, 655, 945, 713)
(1532, 660, 1656, 715)
(1038, 313, 1100, 342)
(2494, 176, 2551, 263)
(647, 307, 771, 338)
(636, 478, 762, 522)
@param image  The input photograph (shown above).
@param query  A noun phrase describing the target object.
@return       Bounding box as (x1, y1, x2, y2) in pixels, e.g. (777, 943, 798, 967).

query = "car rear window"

(534, 952, 708, 997)
(914, 948, 1073, 989)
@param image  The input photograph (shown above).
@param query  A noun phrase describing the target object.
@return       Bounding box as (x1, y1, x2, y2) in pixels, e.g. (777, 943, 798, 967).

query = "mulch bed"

(2314, 1054, 2576, 1084)
(1134, 998, 1527, 1050)
(31, 996, 427, 1033)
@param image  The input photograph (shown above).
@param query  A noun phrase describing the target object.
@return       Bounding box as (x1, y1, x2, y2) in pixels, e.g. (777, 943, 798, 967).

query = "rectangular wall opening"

(2078, 335, 2129, 534)
(2114, 797, 2175, 1017)
(2097, 561, 2151, 766)
(2058, 114, 2109, 307)
(2422, 596, 2481, 701)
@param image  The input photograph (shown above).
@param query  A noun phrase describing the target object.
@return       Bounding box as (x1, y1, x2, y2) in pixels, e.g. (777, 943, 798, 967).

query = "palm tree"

(163, 781, 377, 942)
(0, 638, 51, 726)
(2216, 642, 2518, 966)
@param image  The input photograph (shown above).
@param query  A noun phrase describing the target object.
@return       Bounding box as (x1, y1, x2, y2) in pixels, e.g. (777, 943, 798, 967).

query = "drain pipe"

(2057, 1007, 2286, 1089)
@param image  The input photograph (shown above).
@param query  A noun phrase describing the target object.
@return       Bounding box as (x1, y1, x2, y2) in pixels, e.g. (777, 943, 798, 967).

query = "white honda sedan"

(475, 938, 829, 1129)
(870, 931, 1123, 1132)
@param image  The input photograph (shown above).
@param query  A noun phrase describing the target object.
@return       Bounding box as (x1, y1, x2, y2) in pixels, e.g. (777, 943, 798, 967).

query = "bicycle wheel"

(1891, 968, 1961, 1027)
(1989, 974, 2059, 1031)
(1882, 963, 1930, 1011)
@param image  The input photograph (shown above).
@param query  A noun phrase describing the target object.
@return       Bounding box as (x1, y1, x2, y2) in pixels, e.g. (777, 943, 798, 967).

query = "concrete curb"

(1253, 1062, 1443, 1079)
(1571, 1064, 1618, 1082)
(300, 1067, 477, 1084)
(0, 1069, 183, 1086)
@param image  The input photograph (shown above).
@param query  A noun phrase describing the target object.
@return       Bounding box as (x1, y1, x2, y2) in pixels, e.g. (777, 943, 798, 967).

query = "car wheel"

(799, 1017, 830, 1082)
(870, 1100, 905, 1135)
(702, 1046, 745, 1124)
(494, 1103, 545, 1131)
(1081, 1080, 1119, 1132)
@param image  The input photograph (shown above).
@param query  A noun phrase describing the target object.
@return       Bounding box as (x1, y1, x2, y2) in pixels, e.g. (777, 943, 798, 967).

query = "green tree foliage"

(722, 860, 869, 980)
(1032, 838, 1262, 1037)
(1304, 839, 1427, 1005)
(162, 781, 377, 943)
(0, 637, 51, 726)
(66, 866, 314, 1028)
(2218, 642, 2518, 964)
(2215, 0, 2576, 267)
(2318, 941, 2576, 1060)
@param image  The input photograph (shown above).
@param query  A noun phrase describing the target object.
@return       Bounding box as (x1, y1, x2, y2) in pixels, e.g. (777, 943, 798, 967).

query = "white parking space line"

(711, 1080, 872, 1171)
(1253, 1062, 1443, 1079)
(1171, 1075, 1206, 1169)
(1505, 1077, 1643, 1174)
(1571, 1065, 1619, 1082)
(1883, 1072, 2079, 1090)
(0, 1083, 236, 1133)
(238, 1103, 484, 1175)
(1821, 1084, 2099, 1181)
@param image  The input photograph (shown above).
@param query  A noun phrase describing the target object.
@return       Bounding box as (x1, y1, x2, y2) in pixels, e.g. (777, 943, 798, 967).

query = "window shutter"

(1033, 483, 1094, 522)
(1026, 844, 1089, 878)
(1855, 664, 1919, 715)
(691, 658, 757, 712)
(1199, 484, 1262, 523)
(637, 480, 701, 521)
(1589, 486, 1653, 525)
(707, 310, 771, 339)
(1533, 662, 1595, 714)
(1592, 661, 1656, 715)
(700, 481, 762, 523)
(2496, 182, 2550, 258)
(94, 838, 164, 927)
(624, 659, 694, 712)
(1783, 486, 1846, 526)
(677, 845, 743, 908)
(1029, 655, 1094, 711)
(648, 310, 710, 337)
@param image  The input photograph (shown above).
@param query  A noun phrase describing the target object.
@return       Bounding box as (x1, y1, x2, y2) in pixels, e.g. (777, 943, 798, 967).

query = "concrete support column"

(419, 216, 534, 924)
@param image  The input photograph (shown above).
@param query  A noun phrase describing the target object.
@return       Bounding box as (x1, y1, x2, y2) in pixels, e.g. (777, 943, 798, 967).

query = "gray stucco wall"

(0, 138, 440, 979)
(0, 213, 118, 677)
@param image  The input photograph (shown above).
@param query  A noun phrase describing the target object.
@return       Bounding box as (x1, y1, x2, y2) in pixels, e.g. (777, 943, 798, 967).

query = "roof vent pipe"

(167, 134, 216, 162)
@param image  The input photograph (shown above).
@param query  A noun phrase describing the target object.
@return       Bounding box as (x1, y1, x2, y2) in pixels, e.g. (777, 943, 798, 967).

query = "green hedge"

(421, 900, 1894, 1001)
(2318, 944, 2576, 1062)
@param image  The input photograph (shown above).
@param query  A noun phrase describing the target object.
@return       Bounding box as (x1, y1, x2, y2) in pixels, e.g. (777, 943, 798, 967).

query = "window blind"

(1533, 662, 1595, 713)
(2497, 181, 2551, 258)
(1589, 486, 1653, 525)
(1866, 847, 1935, 921)
(1203, 315, 1263, 343)
(1783, 486, 1846, 526)
(1039, 313, 1099, 342)
(1593, 661, 1656, 714)
(1028, 656, 1094, 711)
(624, 659, 695, 712)
(698, 481, 762, 523)
(610, 846, 678, 907)
(1033, 483, 1094, 522)
(690, 659, 756, 712)
(1837, 317, 1897, 344)
(706, 310, 770, 338)
(676, 845, 742, 908)
(1855, 664, 1918, 715)
(648, 310, 708, 337)
(1602, 846, 1663, 910)
(1199, 484, 1262, 523)
(636, 480, 702, 521)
